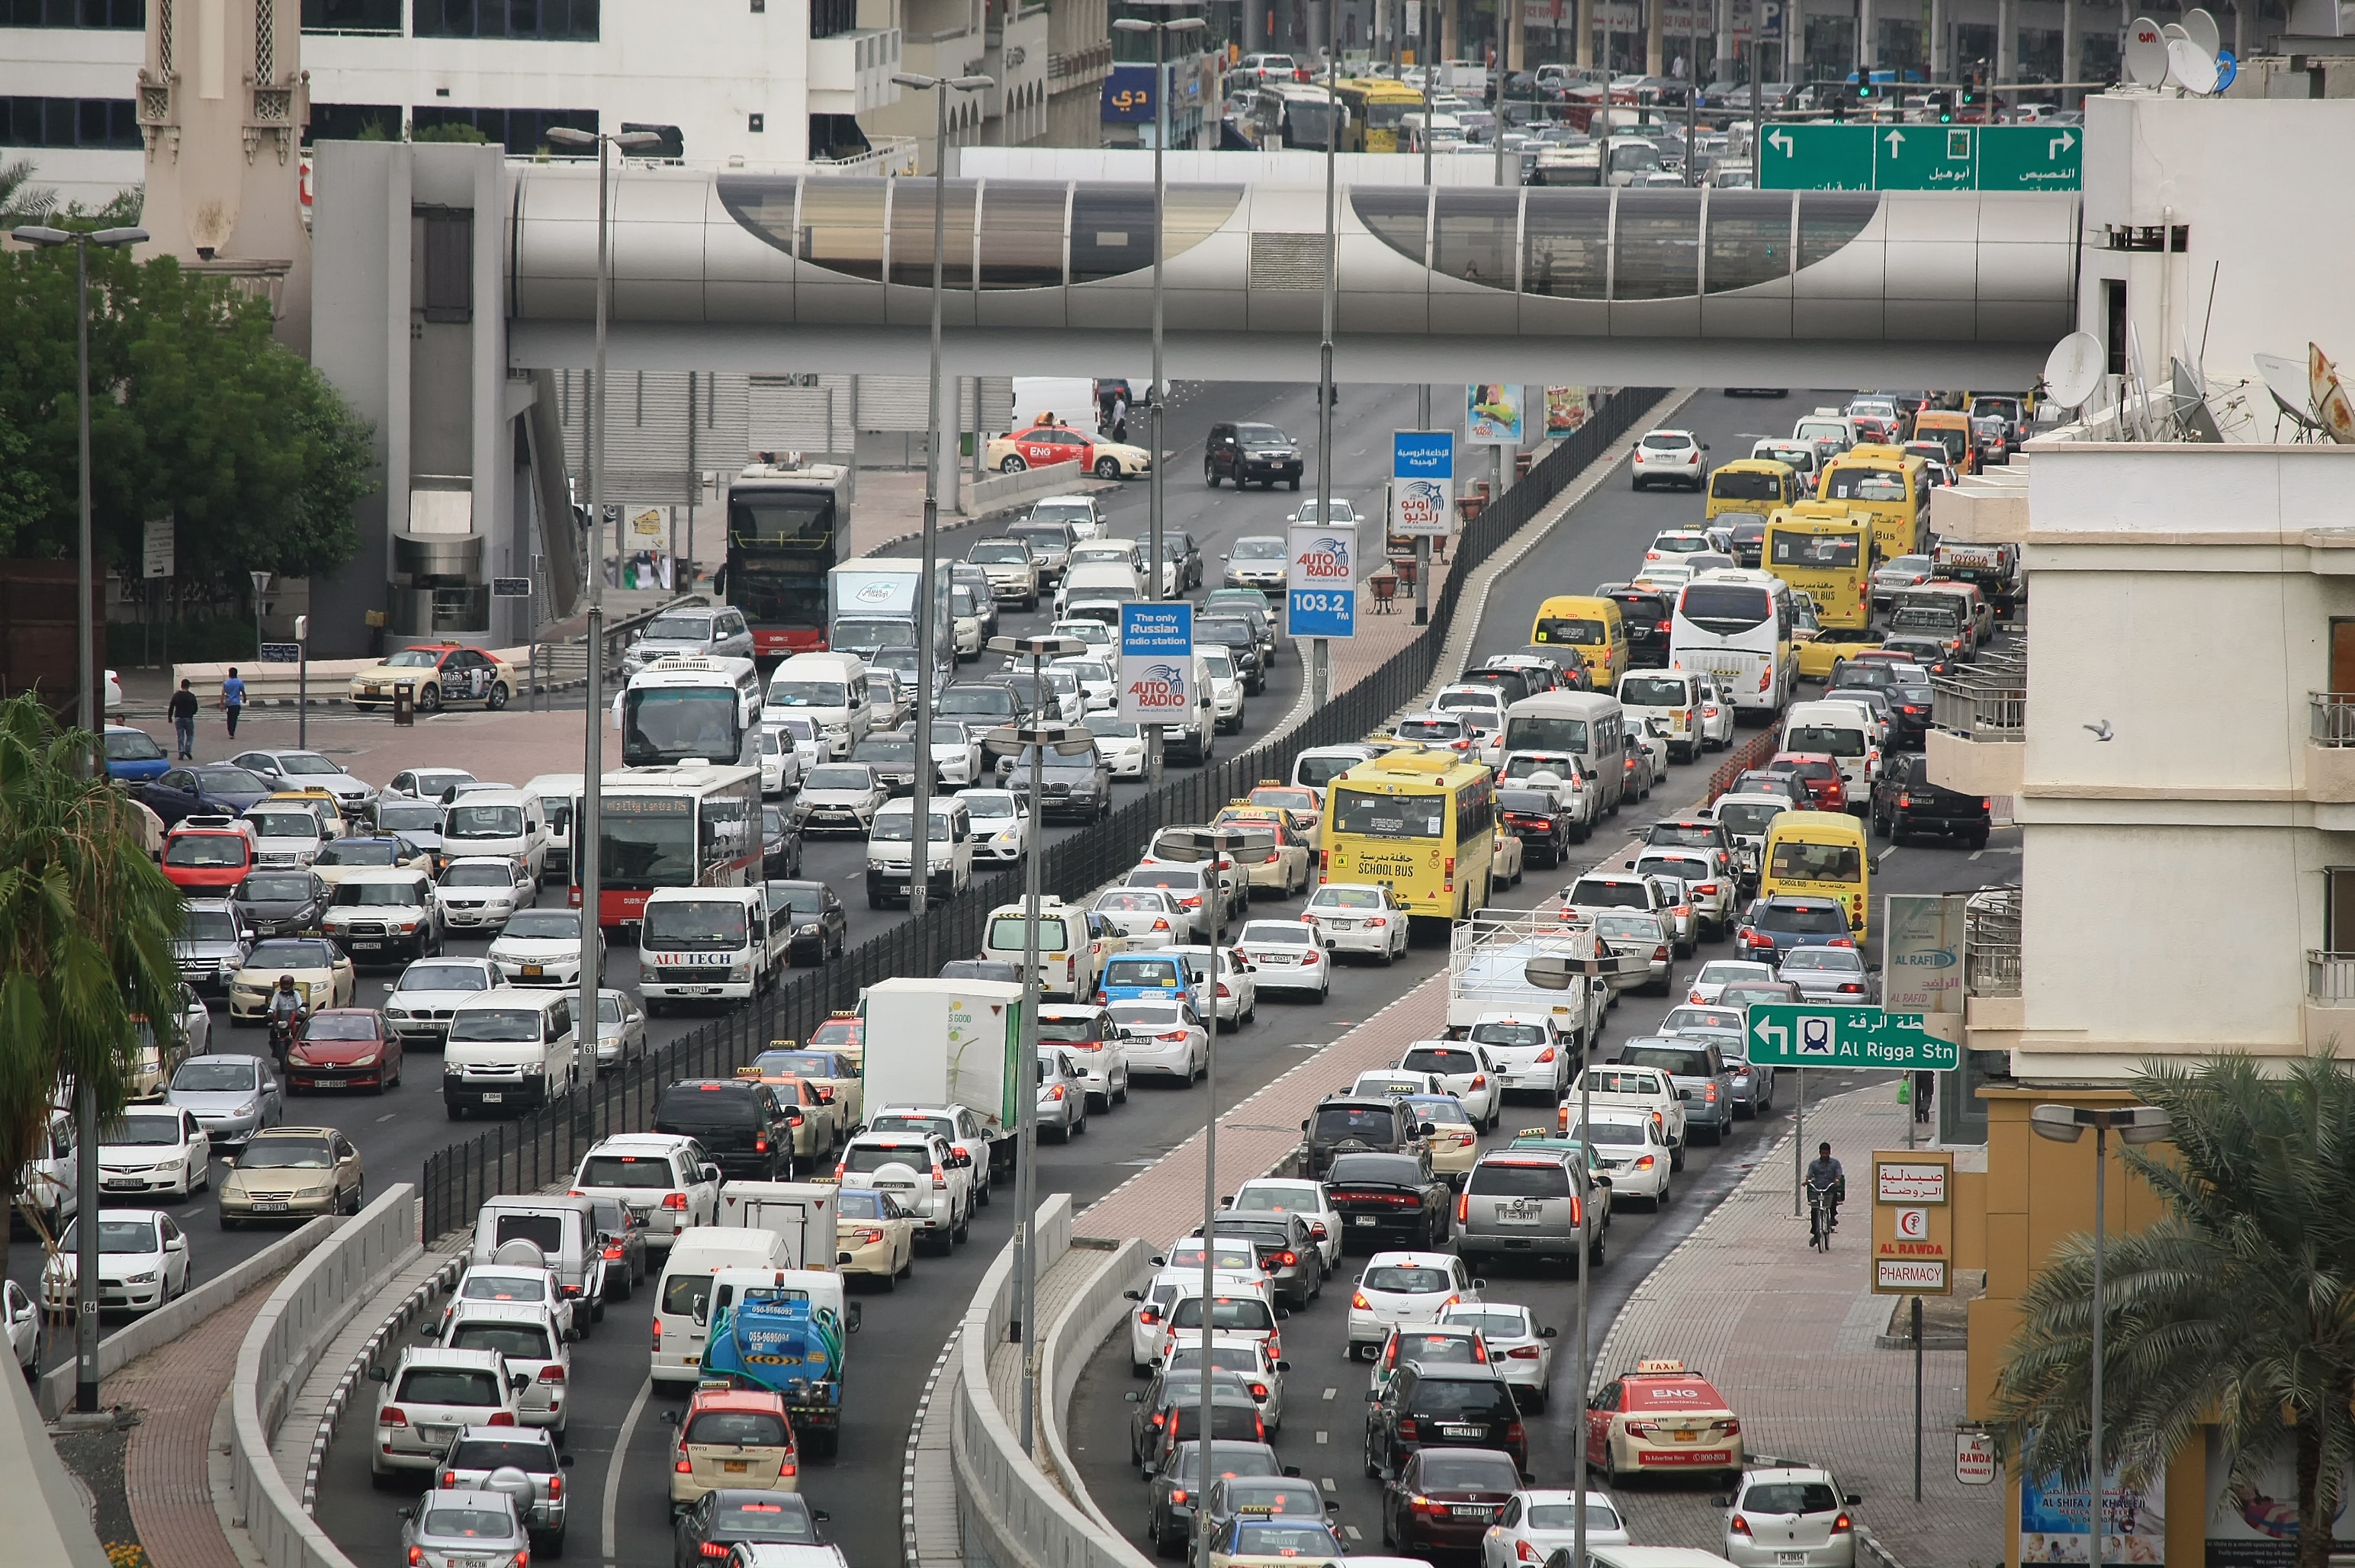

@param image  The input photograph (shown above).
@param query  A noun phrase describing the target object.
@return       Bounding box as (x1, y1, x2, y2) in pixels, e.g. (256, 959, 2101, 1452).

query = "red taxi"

(1583, 1358, 1743, 1484)
(162, 819, 255, 892)
(1767, 753, 1848, 813)
(985, 422, 1152, 480)
(667, 1385, 798, 1508)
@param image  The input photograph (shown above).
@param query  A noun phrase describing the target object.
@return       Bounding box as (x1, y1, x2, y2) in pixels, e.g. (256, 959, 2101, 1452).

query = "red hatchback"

(286, 1007, 402, 1094)
(162, 824, 254, 892)
(1767, 752, 1847, 812)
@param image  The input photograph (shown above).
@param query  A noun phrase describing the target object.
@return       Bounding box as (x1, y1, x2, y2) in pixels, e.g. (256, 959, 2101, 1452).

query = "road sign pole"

(1794, 1067, 1805, 1218)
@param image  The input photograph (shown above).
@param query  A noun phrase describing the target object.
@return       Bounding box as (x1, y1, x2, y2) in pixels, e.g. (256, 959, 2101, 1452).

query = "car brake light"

(1169, 1489, 1187, 1506)
(547, 1474, 563, 1499)
(1517, 1542, 1544, 1561)
(661, 1192, 688, 1211)
(1634, 1155, 1656, 1171)
(1152, 918, 1170, 931)
(781, 1458, 798, 1478)
(1139, 1309, 1159, 1325)
(1505, 1419, 1526, 1446)
(932, 1162, 950, 1187)
(539, 1363, 564, 1382)
(651, 1319, 662, 1350)
(701, 1544, 731, 1559)
(1351, 1292, 1370, 1310)
(1695, 883, 1717, 895)
(676, 1454, 692, 1473)
(439, 1470, 456, 1488)
(381, 1406, 407, 1428)
(489, 1411, 516, 1426)
(1837, 982, 1863, 993)
(603, 1245, 624, 1261)
(1653, 945, 1669, 962)
(1657, 621, 1672, 632)
(1557, 1104, 1568, 1133)
(1508, 1345, 1541, 1358)
(1731, 1515, 1753, 1537)
(1303, 950, 1319, 965)
(410, 1550, 425, 1568)
(1396, 1419, 1418, 1441)
(1457, 1190, 1469, 1224)
(1249, 1382, 1269, 1399)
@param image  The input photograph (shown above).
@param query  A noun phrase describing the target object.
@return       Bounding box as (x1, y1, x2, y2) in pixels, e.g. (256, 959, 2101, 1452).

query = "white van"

(980, 895, 1122, 999)
(438, 788, 551, 882)
(1290, 744, 1378, 791)
(864, 797, 975, 909)
(650, 1225, 789, 1383)
(471, 1194, 607, 1311)
(1054, 561, 1145, 620)
(522, 773, 581, 883)
(444, 988, 579, 1115)
(1781, 699, 1879, 808)
(637, 885, 786, 1011)
(1614, 669, 1705, 763)
(1499, 692, 1628, 816)
(763, 652, 872, 758)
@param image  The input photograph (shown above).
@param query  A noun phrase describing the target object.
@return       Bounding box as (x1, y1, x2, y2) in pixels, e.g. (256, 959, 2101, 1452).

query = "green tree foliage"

(0, 157, 56, 226)
(1993, 1055, 2355, 1568)
(0, 694, 183, 1261)
(0, 237, 374, 586)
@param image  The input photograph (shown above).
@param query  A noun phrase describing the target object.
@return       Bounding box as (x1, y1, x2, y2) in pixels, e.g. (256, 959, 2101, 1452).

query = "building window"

(0, 0, 142, 27)
(2328, 867, 2355, 958)
(307, 101, 401, 142)
(2103, 279, 2127, 378)
(746, 113, 764, 133)
(420, 208, 472, 323)
(410, 104, 595, 153)
(0, 96, 140, 148)
(810, 0, 852, 37)
(413, 0, 597, 39)
(621, 120, 683, 157)
(301, 0, 400, 31)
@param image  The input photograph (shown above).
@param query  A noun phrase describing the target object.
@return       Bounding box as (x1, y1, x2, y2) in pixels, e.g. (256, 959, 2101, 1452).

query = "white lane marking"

(1968, 850, 1983, 862)
(1322, 1387, 1336, 1399)
(1345, 1526, 1364, 1542)
(603, 1376, 653, 1563)
(376, 1112, 397, 1122)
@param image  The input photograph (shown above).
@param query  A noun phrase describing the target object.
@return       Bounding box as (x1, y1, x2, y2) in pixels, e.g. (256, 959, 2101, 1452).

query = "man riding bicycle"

(1804, 1142, 1846, 1240)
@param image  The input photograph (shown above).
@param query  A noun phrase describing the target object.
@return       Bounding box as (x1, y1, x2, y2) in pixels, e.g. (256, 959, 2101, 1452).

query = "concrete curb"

(903, 1325, 964, 1568)
(300, 1250, 466, 1515)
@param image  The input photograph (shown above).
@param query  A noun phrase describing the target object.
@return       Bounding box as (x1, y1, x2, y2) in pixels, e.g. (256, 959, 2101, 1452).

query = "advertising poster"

(2205, 1430, 2355, 1566)
(1545, 387, 1593, 435)
(1119, 602, 1195, 723)
(2020, 1460, 2166, 1564)
(1287, 523, 1357, 639)
(1466, 385, 1526, 445)
(1884, 892, 1967, 1016)
(1390, 431, 1454, 538)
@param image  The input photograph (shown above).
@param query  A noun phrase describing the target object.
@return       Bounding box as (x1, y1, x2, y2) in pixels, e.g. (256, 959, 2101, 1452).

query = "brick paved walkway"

(1587, 1086, 2002, 1568)
(112, 1284, 277, 1568)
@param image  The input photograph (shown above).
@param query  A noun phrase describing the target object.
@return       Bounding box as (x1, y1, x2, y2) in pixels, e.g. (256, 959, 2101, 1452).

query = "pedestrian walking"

(220, 667, 247, 739)
(168, 679, 200, 759)
(1913, 1068, 1935, 1125)
(1111, 392, 1129, 444)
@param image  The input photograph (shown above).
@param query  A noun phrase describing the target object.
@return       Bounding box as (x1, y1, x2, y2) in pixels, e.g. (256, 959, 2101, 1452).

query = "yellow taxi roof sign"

(1637, 1358, 1688, 1374)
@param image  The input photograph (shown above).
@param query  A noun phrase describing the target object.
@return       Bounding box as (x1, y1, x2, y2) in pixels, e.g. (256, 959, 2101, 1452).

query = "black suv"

(1205, 422, 1303, 490)
(1300, 1096, 1425, 1178)
(1599, 586, 1675, 667)
(1871, 753, 1991, 848)
(767, 879, 847, 962)
(1197, 619, 1265, 694)
(653, 1079, 799, 1180)
(1364, 1365, 1527, 1477)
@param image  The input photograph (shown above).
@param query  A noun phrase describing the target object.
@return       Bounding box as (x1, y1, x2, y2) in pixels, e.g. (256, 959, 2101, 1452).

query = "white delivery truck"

(859, 978, 1024, 1159)
(827, 559, 953, 696)
(713, 1180, 841, 1270)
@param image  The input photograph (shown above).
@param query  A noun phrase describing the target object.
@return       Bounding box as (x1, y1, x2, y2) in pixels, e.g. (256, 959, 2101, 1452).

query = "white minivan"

(1614, 669, 1705, 763)
(763, 653, 872, 758)
(864, 797, 975, 909)
(443, 988, 579, 1115)
(637, 885, 786, 1012)
(1781, 699, 1879, 810)
(649, 1226, 789, 1384)
(522, 773, 581, 884)
(438, 788, 551, 882)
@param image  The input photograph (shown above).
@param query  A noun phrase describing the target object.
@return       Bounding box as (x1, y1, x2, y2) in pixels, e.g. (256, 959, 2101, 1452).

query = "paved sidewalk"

(268, 1248, 447, 1490)
(1587, 1085, 2002, 1568)
(108, 1284, 279, 1568)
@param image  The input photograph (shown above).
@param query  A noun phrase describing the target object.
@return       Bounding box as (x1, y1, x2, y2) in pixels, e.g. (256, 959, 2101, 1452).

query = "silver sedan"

(1777, 945, 1876, 1004)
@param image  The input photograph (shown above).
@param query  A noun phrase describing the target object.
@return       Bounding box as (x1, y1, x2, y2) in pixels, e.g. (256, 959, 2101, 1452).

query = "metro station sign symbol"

(1798, 1014, 1837, 1058)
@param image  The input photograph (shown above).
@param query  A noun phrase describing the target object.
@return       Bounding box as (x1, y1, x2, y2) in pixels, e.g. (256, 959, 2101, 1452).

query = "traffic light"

(1931, 89, 1954, 122)
(1855, 76, 1876, 101)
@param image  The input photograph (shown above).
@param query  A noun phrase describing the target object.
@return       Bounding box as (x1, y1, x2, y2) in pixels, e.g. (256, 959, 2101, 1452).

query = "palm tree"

(1991, 1054, 2355, 1568)
(0, 693, 184, 1271)
(0, 156, 55, 225)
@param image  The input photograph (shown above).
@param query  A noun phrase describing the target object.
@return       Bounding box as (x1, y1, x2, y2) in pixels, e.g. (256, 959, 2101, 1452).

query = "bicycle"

(1807, 1179, 1840, 1252)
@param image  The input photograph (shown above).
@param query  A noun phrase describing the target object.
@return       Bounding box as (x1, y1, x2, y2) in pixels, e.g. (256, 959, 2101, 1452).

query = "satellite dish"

(2124, 18, 2170, 85)
(2310, 343, 2355, 444)
(2161, 21, 2188, 38)
(2215, 48, 2239, 91)
(2183, 6, 2222, 56)
(2042, 332, 2105, 410)
(2254, 352, 2326, 437)
(2167, 35, 2221, 93)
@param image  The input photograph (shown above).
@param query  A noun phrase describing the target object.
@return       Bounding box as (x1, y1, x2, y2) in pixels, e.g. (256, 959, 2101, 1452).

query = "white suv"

(570, 1134, 721, 1249)
(1631, 428, 1708, 492)
(836, 1129, 969, 1253)
(367, 1346, 525, 1480)
(322, 867, 443, 964)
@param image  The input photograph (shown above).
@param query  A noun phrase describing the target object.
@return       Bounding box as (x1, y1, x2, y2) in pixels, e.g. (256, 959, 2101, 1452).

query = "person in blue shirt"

(220, 667, 246, 737)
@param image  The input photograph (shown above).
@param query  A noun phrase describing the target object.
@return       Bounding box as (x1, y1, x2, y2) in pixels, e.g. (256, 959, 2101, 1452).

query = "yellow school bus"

(1815, 446, 1928, 563)
(1760, 809, 1871, 940)
(1528, 594, 1631, 689)
(1762, 506, 1873, 631)
(1320, 750, 1496, 924)
(1335, 78, 1423, 152)
(1703, 458, 1800, 524)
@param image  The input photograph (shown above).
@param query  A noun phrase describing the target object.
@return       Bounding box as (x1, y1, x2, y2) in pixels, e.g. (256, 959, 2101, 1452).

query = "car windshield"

(449, 1438, 556, 1473)
(442, 863, 514, 888)
(102, 1113, 183, 1146)
(179, 908, 243, 943)
(1400, 1046, 1478, 1077)
(1577, 1119, 1649, 1146)
(317, 840, 399, 866)
(642, 899, 749, 949)
(503, 911, 579, 940)
(842, 1143, 929, 1174)
(1244, 923, 1312, 946)
(1232, 537, 1287, 561)
(805, 766, 872, 792)
(449, 1322, 553, 1360)
(963, 794, 1017, 823)
(446, 805, 525, 839)
(641, 614, 716, 642)
(772, 886, 830, 914)
(1364, 1266, 1451, 1294)
(576, 1155, 673, 1189)
(304, 1014, 378, 1040)
(165, 837, 246, 867)
(396, 962, 491, 994)
(247, 814, 315, 839)
(1468, 1159, 1572, 1197)
(714, 1497, 817, 1539)
(249, 940, 335, 969)
(331, 882, 421, 908)
(419, 1505, 515, 1540)
(1403, 1377, 1518, 1419)
(769, 680, 847, 708)
(1228, 1186, 1316, 1216)
(450, 1008, 545, 1043)
(1620, 1044, 1712, 1076)
(239, 1137, 333, 1168)
(237, 876, 314, 902)
(1651, 821, 1727, 847)
(969, 541, 1029, 564)
(1418, 1451, 1521, 1486)
(374, 804, 442, 831)
(171, 1059, 256, 1093)
(1097, 892, 1166, 914)
(1528, 1502, 1621, 1531)
(756, 1052, 839, 1078)
(869, 811, 955, 843)
(1168, 1296, 1276, 1332)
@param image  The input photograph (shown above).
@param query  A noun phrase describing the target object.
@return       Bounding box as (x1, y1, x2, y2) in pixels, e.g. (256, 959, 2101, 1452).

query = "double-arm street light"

(545, 124, 663, 1080)
(1110, 2, 1203, 793)
(892, 72, 993, 915)
(2027, 1101, 2173, 1568)
(12, 218, 147, 1417)
(985, 632, 1086, 1457)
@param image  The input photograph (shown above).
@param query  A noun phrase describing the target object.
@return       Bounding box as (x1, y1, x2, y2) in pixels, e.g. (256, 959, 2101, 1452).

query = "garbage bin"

(393, 684, 414, 727)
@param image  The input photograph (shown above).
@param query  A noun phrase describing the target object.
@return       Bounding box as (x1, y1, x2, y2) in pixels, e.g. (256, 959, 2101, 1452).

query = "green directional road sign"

(1977, 124, 2083, 191)
(1874, 124, 1977, 191)
(1746, 1004, 1960, 1068)
(1759, 123, 1875, 191)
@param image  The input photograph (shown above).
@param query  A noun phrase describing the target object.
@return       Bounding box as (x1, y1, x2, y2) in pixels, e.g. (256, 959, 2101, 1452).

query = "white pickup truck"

(1563, 1063, 1688, 1168)
(1445, 909, 1640, 1046)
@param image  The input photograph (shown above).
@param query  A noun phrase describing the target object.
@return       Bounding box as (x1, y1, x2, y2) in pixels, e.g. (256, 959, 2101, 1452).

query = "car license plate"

(522, 964, 543, 977)
(1327, 919, 1358, 930)
(1451, 1505, 1491, 1517)
(1777, 1555, 1808, 1566)
(352, 940, 382, 951)
(480, 1092, 503, 1104)
(1672, 1430, 1698, 1441)
(724, 1460, 750, 1473)
(251, 1200, 289, 1213)
(421, 1424, 455, 1444)
(1353, 1216, 1377, 1227)
(1441, 1425, 1482, 1439)
(1500, 1201, 1544, 1225)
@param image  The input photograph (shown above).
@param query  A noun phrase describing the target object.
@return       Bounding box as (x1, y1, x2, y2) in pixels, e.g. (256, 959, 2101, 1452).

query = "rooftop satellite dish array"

(2123, 8, 2231, 95)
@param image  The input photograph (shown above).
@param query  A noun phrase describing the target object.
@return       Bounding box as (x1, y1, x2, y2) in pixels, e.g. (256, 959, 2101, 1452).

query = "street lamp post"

(545, 125, 662, 1078)
(2026, 1101, 2173, 1568)
(1314, 0, 1340, 710)
(1112, 4, 1204, 795)
(892, 72, 994, 919)
(12, 218, 148, 1418)
(986, 634, 1085, 1458)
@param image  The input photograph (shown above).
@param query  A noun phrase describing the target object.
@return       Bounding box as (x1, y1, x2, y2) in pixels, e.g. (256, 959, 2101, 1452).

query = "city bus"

(1667, 568, 1795, 716)
(1815, 447, 1929, 563)
(570, 763, 762, 927)
(1319, 750, 1496, 926)
(725, 462, 850, 658)
(1762, 506, 1873, 631)
(1242, 82, 1348, 149)
(1759, 809, 1871, 941)
(1335, 78, 1421, 151)
(1498, 691, 1627, 816)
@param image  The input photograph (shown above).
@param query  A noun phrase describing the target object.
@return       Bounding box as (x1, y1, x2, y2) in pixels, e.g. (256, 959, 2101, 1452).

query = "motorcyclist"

(265, 975, 307, 1062)
(1804, 1142, 1846, 1230)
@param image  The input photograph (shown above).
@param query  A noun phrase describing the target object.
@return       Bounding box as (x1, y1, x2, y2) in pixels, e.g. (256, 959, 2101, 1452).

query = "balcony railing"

(2312, 692, 2355, 747)
(1965, 885, 2020, 998)
(2308, 950, 2355, 1007)
(1932, 673, 2026, 741)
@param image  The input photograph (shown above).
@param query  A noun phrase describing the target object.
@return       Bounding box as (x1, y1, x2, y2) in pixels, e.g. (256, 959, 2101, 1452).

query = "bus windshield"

(1678, 584, 1773, 633)
(1711, 468, 1784, 500)
(623, 689, 743, 767)
(1331, 788, 1444, 838)
(599, 797, 697, 888)
(1501, 715, 1589, 753)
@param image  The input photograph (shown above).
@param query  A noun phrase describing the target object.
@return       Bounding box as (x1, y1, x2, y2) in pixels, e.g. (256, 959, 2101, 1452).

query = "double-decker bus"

(1319, 750, 1496, 927)
(1335, 78, 1420, 151)
(725, 463, 849, 658)
(570, 763, 761, 927)
(1668, 568, 1796, 716)
(1762, 506, 1873, 631)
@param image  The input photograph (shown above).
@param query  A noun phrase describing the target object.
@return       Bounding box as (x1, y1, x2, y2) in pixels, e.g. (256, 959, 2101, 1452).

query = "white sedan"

(1345, 1252, 1479, 1360)
(1168, 944, 1256, 1030)
(432, 856, 537, 931)
(1482, 1490, 1632, 1568)
(1093, 888, 1186, 949)
(1686, 958, 1775, 1005)
(924, 721, 985, 788)
(43, 1210, 193, 1315)
(5, 1280, 38, 1374)
(1301, 883, 1409, 963)
(1053, 656, 1116, 713)
(97, 1106, 213, 1200)
(1396, 1040, 1504, 1129)
(1695, 678, 1738, 750)
(960, 789, 1031, 862)
(1088, 718, 1149, 779)
(1226, 1177, 1343, 1271)
(1441, 1301, 1558, 1410)
(1108, 998, 1206, 1084)
(485, 907, 604, 988)
(1234, 920, 1331, 1000)
(1569, 1112, 1675, 1208)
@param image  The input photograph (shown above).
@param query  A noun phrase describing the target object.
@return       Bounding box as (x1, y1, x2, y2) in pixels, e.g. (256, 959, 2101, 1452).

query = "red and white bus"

(569, 763, 762, 927)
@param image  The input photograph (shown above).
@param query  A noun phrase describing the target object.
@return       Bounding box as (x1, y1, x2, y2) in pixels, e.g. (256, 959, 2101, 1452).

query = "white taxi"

(1582, 1358, 1743, 1486)
(1300, 884, 1410, 963)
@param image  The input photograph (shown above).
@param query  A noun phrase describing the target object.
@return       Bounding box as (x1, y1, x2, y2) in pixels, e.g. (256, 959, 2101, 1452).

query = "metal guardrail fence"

(417, 389, 1662, 1239)
(1965, 885, 2021, 999)
(1932, 674, 2026, 741)
(2312, 692, 2355, 748)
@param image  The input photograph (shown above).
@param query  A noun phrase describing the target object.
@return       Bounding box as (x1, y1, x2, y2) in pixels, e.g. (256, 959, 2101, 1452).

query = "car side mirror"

(1711, 1495, 1732, 1509)
(700, 1164, 721, 1184)
(1596, 1175, 1613, 1188)
(1123, 1290, 1145, 1303)
(1298, 1120, 1309, 1133)
(1218, 1195, 1233, 1208)
(1418, 1123, 1437, 1137)
(1150, 1255, 1166, 1268)
(1126, 1390, 1143, 1403)
(1473, 1279, 1488, 1292)
(367, 1365, 390, 1383)
(1365, 1390, 1380, 1403)
(559, 1454, 576, 1468)
(565, 1327, 584, 1342)
(1275, 1359, 1291, 1371)
(1845, 1492, 1863, 1506)
(812, 1509, 832, 1524)
(1283, 1466, 1303, 1478)
(397, 1508, 414, 1521)
(1276, 1306, 1291, 1319)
